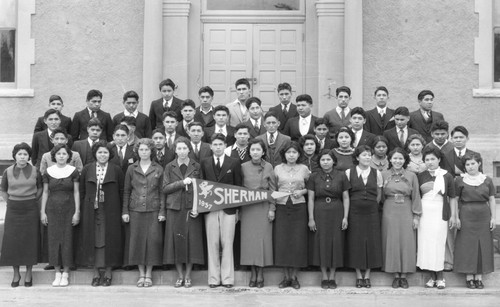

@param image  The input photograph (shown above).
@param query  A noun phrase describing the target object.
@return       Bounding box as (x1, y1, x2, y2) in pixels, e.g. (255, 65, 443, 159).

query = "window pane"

(0, 0, 17, 28)
(495, 30, 500, 82)
(0, 30, 15, 82)
(207, 0, 299, 10)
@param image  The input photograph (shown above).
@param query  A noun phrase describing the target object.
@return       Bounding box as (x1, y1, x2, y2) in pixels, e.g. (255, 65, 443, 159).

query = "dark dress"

(43, 167, 80, 267)
(307, 169, 350, 268)
(345, 167, 383, 269)
(298, 154, 320, 173)
(454, 176, 495, 274)
(331, 148, 354, 171)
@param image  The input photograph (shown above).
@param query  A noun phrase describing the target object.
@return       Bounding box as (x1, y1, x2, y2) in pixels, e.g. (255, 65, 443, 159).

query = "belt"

(385, 194, 410, 199)
(317, 197, 338, 203)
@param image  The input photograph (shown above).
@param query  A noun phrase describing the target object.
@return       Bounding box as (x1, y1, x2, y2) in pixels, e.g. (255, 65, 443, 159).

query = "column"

(344, 0, 363, 107)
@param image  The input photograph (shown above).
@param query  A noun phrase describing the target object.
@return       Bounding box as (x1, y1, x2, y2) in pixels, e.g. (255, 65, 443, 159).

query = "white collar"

(200, 106, 213, 114)
(398, 126, 408, 132)
(163, 97, 173, 107)
(281, 102, 291, 110)
(336, 106, 350, 114)
(215, 125, 227, 133)
(88, 138, 98, 147)
(47, 164, 76, 179)
(124, 110, 138, 117)
(213, 154, 225, 165)
(376, 106, 387, 114)
(454, 147, 466, 155)
(87, 108, 97, 116)
(300, 114, 312, 121)
(432, 139, 448, 149)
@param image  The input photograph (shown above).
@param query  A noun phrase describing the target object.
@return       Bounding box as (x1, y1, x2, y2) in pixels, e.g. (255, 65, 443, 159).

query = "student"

(32, 109, 61, 168)
(71, 89, 114, 142)
(113, 90, 152, 139)
(202, 105, 236, 146)
(162, 111, 180, 151)
(151, 128, 175, 169)
(448, 126, 479, 176)
(256, 112, 291, 168)
(226, 78, 251, 127)
(383, 106, 419, 152)
(149, 79, 183, 129)
(243, 97, 266, 139)
(409, 90, 445, 143)
(283, 94, 317, 142)
(39, 128, 83, 174)
(34, 95, 72, 134)
(194, 86, 216, 128)
(364, 86, 395, 136)
(349, 107, 376, 148)
(323, 86, 352, 138)
(119, 116, 139, 146)
(200, 134, 242, 288)
(268, 83, 298, 132)
(224, 124, 251, 163)
(314, 118, 335, 150)
(109, 124, 137, 175)
(71, 118, 103, 165)
(187, 122, 212, 163)
(176, 99, 196, 138)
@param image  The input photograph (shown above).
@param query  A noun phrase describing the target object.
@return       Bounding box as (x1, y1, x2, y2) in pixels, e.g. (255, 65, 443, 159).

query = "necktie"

(283, 105, 288, 117)
(458, 150, 462, 158)
(254, 120, 260, 133)
(237, 147, 246, 161)
(399, 129, 405, 146)
(118, 146, 124, 163)
(269, 133, 275, 145)
(164, 102, 170, 111)
(426, 111, 432, 122)
(92, 111, 97, 118)
(157, 150, 163, 161)
(218, 128, 223, 135)
(216, 157, 221, 170)
(167, 135, 173, 148)
(320, 139, 324, 150)
(380, 112, 385, 125)
(194, 144, 199, 159)
(341, 108, 346, 121)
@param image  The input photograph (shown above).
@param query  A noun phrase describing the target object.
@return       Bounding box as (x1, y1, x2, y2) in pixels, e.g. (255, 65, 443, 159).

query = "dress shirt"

(215, 125, 227, 136)
(352, 129, 363, 147)
(336, 106, 351, 118)
(420, 109, 431, 121)
(200, 106, 213, 114)
(345, 166, 383, 187)
(163, 97, 173, 109)
(432, 139, 449, 150)
(251, 118, 261, 129)
(213, 154, 226, 166)
(299, 114, 311, 136)
(267, 132, 276, 145)
(88, 138, 98, 147)
(117, 144, 127, 159)
(376, 106, 387, 116)
(398, 127, 408, 144)
(191, 142, 200, 153)
(316, 136, 325, 149)
(124, 110, 139, 117)
(454, 147, 466, 157)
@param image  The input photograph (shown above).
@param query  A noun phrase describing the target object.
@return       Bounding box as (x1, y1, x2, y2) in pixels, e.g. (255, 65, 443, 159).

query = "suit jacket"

(112, 112, 152, 139)
(383, 127, 419, 152)
(323, 108, 351, 138)
(34, 114, 72, 134)
(152, 147, 176, 169)
(200, 155, 242, 214)
(242, 118, 266, 139)
(318, 137, 336, 150)
(109, 144, 137, 176)
(71, 109, 114, 142)
(175, 121, 190, 138)
(282, 115, 317, 142)
(224, 145, 252, 163)
(268, 103, 299, 132)
(194, 106, 215, 128)
(162, 159, 200, 210)
(441, 148, 480, 177)
(355, 130, 376, 147)
(425, 141, 456, 176)
(408, 110, 445, 143)
(202, 125, 236, 146)
(226, 100, 249, 127)
(31, 130, 54, 168)
(364, 107, 396, 136)
(256, 132, 291, 168)
(71, 139, 95, 165)
(188, 142, 212, 163)
(149, 96, 183, 129)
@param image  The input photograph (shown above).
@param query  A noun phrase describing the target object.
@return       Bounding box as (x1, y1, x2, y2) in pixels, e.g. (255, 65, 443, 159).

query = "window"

(493, 161, 500, 197)
(0, 0, 16, 83)
(494, 2, 500, 84)
(207, 0, 300, 11)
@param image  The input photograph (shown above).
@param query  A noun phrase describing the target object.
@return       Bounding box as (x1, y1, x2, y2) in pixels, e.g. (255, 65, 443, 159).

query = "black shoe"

(44, 265, 54, 271)
(102, 277, 112, 287)
(474, 280, 484, 289)
(400, 278, 409, 289)
(356, 279, 364, 288)
(364, 278, 371, 288)
(209, 284, 220, 288)
(466, 280, 476, 289)
(256, 280, 264, 288)
(392, 278, 400, 288)
(24, 279, 33, 287)
(321, 280, 329, 289)
(290, 277, 300, 289)
(329, 280, 337, 289)
(11, 277, 20, 288)
(249, 280, 256, 288)
(278, 278, 291, 288)
(222, 284, 233, 288)
(91, 277, 101, 287)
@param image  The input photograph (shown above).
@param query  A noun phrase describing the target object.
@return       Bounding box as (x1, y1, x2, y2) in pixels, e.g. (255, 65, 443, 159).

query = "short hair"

(113, 124, 130, 135)
(352, 145, 373, 165)
(123, 90, 139, 102)
(418, 90, 434, 101)
(181, 99, 196, 110)
(422, 146, 443, 161)
(394, 106, 410, 117)
(162, 110, 178, 121)
(213, 105, 229, 116)
(235, 78, 250, 89)
(120, 116, 136, 127)
(387, 147, 410, 169)
(134, 138, 156, 160)
(280, 141, 302, 164)
(461, 152, 482, 167)
(50, 144, 73, 163)
(91, 140, 114, 161)
(151, 128, 166, 137)
(51, 127, 68, 139)
(49, 95, 63, 104)
(335, 126, 356, 147)
(451, 125, 469, 137)
(314, 117, 330, 128)
(44, 109, 61, 119)
(234, 123, 250, 133)
(296, 94, 313, 104)
(12, 142, 32, 160)
(350, 107, 366, 119)
(264, 111, 279, 120)
(198, 86, 214, 97)
(336, 86, 351, 97)
(159, 79, 176, 91)
(299, 134, 320, 155)
(173, 136, 192, 152)
(277, 82, 292, 93)
(210, 133, 226, 144)
(316, 149, 337, 166)
(248, 138, 267, 158)
(86, 89, 102, 101)
(87, 118, 103, 129)
(404, 134, 426, 152)
(431, 120, 449, 133)
(245, 97, 262, 109)
(374, 86, 389, 96)
(187, 121, 203, 131)
(370, 135, 389, 150)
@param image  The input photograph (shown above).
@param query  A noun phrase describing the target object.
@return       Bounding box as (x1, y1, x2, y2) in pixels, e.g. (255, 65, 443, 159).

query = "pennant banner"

(192, 179, 290, 213)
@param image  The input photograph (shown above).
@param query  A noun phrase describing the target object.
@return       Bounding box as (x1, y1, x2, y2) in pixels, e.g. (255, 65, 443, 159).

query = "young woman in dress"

(307, 149, 350, 289)
(416, 147, 456, 289)
(381, 147, 421, 289)
(406, 134, 427, 174)
(0, 143, 42, 287)
(40, 144, 80, 287)
(298, 134, 320, 173)
(453, 152, 496, 289)
(370, 136, 389, 172)
(331, 127, 355, 171)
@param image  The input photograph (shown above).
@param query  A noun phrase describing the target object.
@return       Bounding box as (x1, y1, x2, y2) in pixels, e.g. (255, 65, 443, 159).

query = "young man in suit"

(71, 89, 114, 142)
(409, 90, 445, 143)
(256, 112, 291, 167)
(243, 97, 266, 139)
(268, 82, 298, 132)
(109, 124, 137, 175)
(194, 86, 216, 128)
(364, 86, 396, 136)
(349, 107, 376, 148)
(113, 90, 152, 139)
(71, 118, 103, 165)
(323, 86, 352, 138)
(149, 79, 183, 129)
(32, 109, 61, 168)
(224, 124, 251, 163)
(383, 106, 419, 152)
(151, 128, 175, 169)
(203, 105, 236, 146)
(162, 111, 180, 151)
(34, 95, 72, 134)
(200, 133, 242, 288)
(449, 126, 479, 176)
(283, 94, 317, 142)
(187, 122, 212, 163)
(39, 128, 83, 174)
(314, 118, 335, 150)
(226, 78, 250, 127)
(176, 99, 196, 138)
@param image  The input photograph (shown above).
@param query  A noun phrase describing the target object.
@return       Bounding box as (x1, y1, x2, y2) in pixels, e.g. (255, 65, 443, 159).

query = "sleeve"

(105, 114, 114, 142)
(487, 177, 495, 197)
(267, 164, 277, 211)
(31, 134, 39, 167)
(79, 166, 87, 201)
(376, 170, 383, 187)
(149, 102, 157, 129)
(122, 167, 133, 215)
(144, 115, 153, 138)
(73, 153, 84, 173)
(306, 173, 316, 191)
(36, 169, 43, 189)
(39, 154, 48, 175)
(233, 159, 243, 187)
(409, 172, 422, 216)
(282, 120, 291, 137)
(446, 173, 456, 198)
(70, 113, 80, 141)
(72, 169, 80, 182)
(158, 168, 166, 216)
(42, 172, 49, 184)
(341, 172, 351, 191)
(1, 169, 8, 192)
(454, 177, 463, 199)
(116, 165, 125, 204)
(34, 117, 44, 133)
(344, 169, 351, 181)
(162, 164, 185, 194)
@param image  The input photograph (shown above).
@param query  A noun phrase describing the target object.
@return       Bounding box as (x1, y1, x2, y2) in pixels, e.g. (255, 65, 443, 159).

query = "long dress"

(454, 176, 495, 274)
(381, 169, 421, 273)
(43, 166, 79, 267)
(307, 169, 350, 268)
(240, 160, 276, 267)
(416, 170, 455, 271)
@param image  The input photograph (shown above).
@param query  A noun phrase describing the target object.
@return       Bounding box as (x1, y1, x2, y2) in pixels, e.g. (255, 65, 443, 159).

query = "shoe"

(329, 280, 337, 289)
(222, 284, 233, 288)
(364, 278, 371, 288)
(144, 277, 153, 287)
(209, 284, 220, 288)
(44, 265, 54, 271)
(400, 278, 409, 289)
(11, 277, 20, 288)
(290, 277, 300, 289)
(174, 278, 184, 288)
(102, 277, 112, 287)
(425, 278, 436, 288)
(256, 280, 264, 288)
(52, 272, 62, 287)
(184, 279, 192, 288)
(91, 276, 101, 287)
(436, 279, 445, 289)
(137, 276, 145, 287)
(356, 279, 364, 288)
(59, 272, 69, 287)
(249, 280, 257, 287)
(392, 278, 400, 288)
(278, 278, 291, 288)
(321, 280, 329, 289)
(474, 280, 484, 289)
(24, 278, 33, 287)
(466, 280, 476, 289)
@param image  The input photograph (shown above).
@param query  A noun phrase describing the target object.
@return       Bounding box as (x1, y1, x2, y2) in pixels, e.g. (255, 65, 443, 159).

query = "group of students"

(0, 80, 496, 291)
